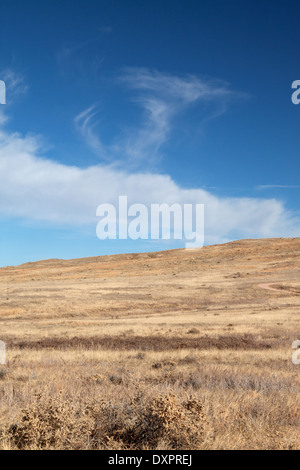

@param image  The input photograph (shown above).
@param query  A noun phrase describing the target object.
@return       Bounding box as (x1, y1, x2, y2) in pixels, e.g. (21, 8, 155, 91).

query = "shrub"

(9, 392, 206, 450)
(10, 393, 95, 450)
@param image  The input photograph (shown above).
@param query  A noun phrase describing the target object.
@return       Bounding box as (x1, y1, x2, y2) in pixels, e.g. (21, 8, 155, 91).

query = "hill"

(0, 238, 299, 450)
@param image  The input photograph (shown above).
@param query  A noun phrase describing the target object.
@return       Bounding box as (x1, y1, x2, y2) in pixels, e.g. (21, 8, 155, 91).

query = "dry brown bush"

(129, 394, 206, 449)
(8, 392, 206, 450)
(9, 393, 95, 450)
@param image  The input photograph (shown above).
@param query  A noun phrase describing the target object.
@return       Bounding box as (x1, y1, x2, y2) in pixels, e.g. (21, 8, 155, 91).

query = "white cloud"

(0, 123, 299, 243)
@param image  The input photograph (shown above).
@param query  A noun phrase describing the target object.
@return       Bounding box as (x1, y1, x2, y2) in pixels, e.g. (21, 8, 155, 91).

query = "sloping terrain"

(0, 237, 299, 344)
(0, 238, 299, 450)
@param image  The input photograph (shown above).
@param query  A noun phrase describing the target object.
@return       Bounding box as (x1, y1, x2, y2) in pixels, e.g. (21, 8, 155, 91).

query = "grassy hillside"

(0, 238, 299, 449)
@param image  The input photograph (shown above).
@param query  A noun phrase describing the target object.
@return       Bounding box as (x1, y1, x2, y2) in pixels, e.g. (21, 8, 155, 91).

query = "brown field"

(0, 237, 300, 450)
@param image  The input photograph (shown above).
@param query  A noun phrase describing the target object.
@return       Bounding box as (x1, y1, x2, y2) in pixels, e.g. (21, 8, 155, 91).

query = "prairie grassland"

(0, 238, 299, 450)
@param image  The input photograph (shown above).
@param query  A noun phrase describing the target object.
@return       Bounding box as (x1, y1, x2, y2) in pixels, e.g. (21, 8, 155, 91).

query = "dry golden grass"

(0, 237, 300, 449)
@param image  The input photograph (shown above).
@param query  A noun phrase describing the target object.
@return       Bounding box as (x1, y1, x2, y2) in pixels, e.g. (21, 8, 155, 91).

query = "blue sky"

(0, 0, 300, 267)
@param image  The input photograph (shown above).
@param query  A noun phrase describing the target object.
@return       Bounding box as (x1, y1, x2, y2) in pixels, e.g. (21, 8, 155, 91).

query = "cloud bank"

(0, 125, 299, 245)
(0, 68, 299, 245)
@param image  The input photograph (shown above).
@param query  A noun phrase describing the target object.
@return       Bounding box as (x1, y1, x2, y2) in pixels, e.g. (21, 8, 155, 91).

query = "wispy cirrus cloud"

(75, 68, 243, 167)
(117, 68, 242, 165)
(257, 185, 300, 190)
(74, 105, 109, 162)
(120, 68, 234, 103)
(0, 69, 28, 103)
(57, 30, 109, 76)
(0, 70, 28, 126)
(97, 26, 112, 34)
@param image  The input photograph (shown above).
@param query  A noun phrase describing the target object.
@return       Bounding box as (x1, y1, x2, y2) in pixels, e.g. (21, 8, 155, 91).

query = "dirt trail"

(258, 283, 284, 293)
